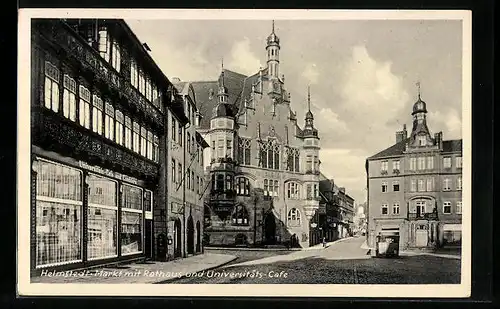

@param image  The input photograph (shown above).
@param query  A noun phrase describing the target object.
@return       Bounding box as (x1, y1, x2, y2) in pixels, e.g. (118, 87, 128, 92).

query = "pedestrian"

(322, 236, 326, 248)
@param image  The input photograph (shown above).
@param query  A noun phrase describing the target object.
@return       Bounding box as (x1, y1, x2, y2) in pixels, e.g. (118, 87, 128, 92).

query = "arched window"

(237, 177, 250, 196)
(232, 205, 249, 225)
(288, 208, 301, 227)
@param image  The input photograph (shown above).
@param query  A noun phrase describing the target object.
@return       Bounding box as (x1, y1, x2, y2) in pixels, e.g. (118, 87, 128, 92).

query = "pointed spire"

(416, 81, 421, 100)
(220, 57, 225, 88)
(307, 85, 311, 112)
(272, 20, 275, 33)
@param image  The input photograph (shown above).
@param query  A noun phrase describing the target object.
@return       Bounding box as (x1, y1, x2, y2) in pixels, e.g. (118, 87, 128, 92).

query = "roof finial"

(272, 20, 275, 33)
(307, 86, 311, 111)
(221, 57, 224, 70)
(416, 81, 421, 100)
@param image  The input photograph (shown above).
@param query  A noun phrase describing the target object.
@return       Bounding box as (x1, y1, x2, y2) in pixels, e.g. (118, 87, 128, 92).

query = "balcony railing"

(36, 20, 164, 128)
(210, 189, 236, 200)
(408, 212, 439, 221)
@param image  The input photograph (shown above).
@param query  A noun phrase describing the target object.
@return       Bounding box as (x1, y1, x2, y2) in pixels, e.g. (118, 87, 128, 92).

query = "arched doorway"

(263, 212, 276, 245)
(187, 216, 195, 255)
(174, 219, 182, 258)
(196, 221, 201, 253)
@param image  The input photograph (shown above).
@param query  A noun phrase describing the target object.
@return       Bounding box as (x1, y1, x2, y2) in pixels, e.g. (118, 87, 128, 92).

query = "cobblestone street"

(166, 237, 461, 284)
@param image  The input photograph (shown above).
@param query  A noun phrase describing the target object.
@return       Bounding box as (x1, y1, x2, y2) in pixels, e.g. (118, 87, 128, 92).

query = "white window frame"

(456, 156, 463, 169)
(381, 203, 388, 215)
(443, 178, 451, 191)
(63, 74, 77, 121)
(78, 85, 91, 129)
(44, 61, 60, 113)
(392, 203, 400, 215)
(443, 157, 452, 169)
(456, 201, 462, 214)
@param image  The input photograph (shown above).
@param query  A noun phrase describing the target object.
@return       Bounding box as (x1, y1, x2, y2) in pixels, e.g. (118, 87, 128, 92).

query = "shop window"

(232, 205, 249, 226)
(287, 208, 301, 227)
(121, 185, 143, 254)
(87, 174, 118, 260)
(35, 160, 82, 267)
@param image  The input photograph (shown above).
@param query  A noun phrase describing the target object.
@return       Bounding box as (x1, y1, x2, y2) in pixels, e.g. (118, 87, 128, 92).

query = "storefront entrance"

(263, 212, 276, 245)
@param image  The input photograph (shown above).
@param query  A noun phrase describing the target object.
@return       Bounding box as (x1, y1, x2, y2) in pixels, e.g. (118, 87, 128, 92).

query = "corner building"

(365, 92, 463, 252)
(29, 18, 183, 274)
(192, 22, 322, 248)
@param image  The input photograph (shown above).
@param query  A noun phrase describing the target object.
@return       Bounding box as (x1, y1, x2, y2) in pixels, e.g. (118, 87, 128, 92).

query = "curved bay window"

(232, 205, 249, 225)
(287, 208, 301, 227)
(87, 174, 118, 260)
(121, 185, 143, 255)
(35, 160, 82, 268)
(236, 177, 250, 196)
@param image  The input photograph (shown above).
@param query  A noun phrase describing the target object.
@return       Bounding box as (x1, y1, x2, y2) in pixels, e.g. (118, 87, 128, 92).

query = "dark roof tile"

(368, 138, 463, 160)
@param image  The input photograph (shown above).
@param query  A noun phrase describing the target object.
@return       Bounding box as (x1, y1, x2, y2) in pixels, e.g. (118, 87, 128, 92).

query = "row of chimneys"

(395, 124, 443, 148)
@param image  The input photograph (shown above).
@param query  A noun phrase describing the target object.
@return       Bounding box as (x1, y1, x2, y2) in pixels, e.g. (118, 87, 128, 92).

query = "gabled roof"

(368, 138, 409, 160)
(368, 138, 463, 160)
(190, 68, 248, 129)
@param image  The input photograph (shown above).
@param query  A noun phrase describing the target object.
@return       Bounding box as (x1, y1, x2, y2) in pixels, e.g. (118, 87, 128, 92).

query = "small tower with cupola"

(302, 86, 321, 225)
(266, 20, 280, 80)
(208, 60, 237, 220)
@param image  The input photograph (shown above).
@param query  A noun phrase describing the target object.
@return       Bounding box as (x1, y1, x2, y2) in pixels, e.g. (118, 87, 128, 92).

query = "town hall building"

(190, 22, 325, 248)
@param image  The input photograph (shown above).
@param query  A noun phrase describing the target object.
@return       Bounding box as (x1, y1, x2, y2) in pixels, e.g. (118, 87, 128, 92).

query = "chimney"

(434, 131, 443, 149)
(396, 124, 408, 143)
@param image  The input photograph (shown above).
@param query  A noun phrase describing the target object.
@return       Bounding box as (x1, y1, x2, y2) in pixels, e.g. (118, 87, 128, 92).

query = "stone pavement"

(31, 253, 237, 284)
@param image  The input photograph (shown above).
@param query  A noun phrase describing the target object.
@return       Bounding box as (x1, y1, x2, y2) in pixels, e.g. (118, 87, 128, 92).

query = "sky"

(126, 19, 463, 204)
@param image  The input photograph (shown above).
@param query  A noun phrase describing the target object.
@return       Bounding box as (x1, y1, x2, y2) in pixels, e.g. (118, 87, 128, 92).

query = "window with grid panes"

(115, 110, 124, 145)
(35, 160, 82, 267)
(63, 75, 77, 121)
(124, 116, 132, 149)
(121, 185, 143, 254)
(44, 61, 60, 112)
(92, 95, 103, 135)
(78, 85, 91, 129)
(104, 102, 114, 141)
(132, 122, 140, 153)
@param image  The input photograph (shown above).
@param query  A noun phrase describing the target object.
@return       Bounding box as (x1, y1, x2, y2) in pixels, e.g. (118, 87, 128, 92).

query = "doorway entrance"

(196, 221, 201, 253)
(187, 216, 195, 255)
(416, 224, 428, 247)
(263, 212, 276, 245)
(144, 219, 153, 259)
(174, 219, 182, 258)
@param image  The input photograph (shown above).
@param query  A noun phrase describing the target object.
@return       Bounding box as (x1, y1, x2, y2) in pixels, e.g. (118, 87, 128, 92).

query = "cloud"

(428, 108, 462, 139)
(302, 63, 320, 85)
(337, 45, 410, 152)
(319, 148, 369, 203)
(316, 107, 350, 135)
(227, 37, 262, 75)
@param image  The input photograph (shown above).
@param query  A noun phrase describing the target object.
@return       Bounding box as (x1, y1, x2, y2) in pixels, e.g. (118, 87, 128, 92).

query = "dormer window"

(418, 135, 426, 146)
